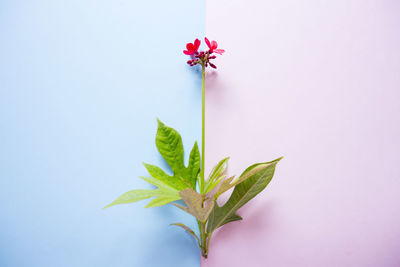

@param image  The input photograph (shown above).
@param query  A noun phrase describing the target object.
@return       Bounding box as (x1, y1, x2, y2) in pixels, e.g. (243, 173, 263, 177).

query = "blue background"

(0, 1, 203, 266)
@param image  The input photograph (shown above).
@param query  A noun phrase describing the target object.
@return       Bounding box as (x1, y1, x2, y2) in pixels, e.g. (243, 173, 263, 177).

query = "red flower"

(183, 37, 224, 68)
(204, 37, 225, 55)
(183, 39, 201, 55)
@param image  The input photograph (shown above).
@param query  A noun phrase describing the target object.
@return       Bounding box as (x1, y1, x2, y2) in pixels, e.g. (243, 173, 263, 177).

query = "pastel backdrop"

(0, 0, 203, 266)
(1, 0, 400, 267)
(204, 0, 400, 266)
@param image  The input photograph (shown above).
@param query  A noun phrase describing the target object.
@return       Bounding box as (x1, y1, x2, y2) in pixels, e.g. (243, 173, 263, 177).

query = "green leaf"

(173, 188, 214, 223)
(207, 157, 282, 233)
(154, 119, 199, 190)
(187, 141, 201, 189)
(208, 157, 229, 182)
(145, 193, 180, 208)
(104, 176, 180, 209)
(156, 119, 185, 173)
(215, 157, 283, 198)
(139, 176, 175, 190)
(204, 157, 229, 193)
(143, 163, 186, 191)
(171, 223, 200, 245)
(105, 120, 200, 209)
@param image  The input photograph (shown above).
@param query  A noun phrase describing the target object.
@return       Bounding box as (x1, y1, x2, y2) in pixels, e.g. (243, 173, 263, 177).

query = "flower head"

(183, 39, 201, 55)
(204, 37, 225, 55)
(183, 37, 224, 69)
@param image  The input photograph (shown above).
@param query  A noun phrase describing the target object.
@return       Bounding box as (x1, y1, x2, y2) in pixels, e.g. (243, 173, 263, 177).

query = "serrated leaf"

(173, 188, 214, 223)
(207, 157, 282, 233)
(171, 223, 200, 245)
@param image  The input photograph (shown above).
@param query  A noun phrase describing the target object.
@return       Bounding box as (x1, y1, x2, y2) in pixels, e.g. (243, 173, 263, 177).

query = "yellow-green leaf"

(204, 157, 229, 193)
(103, 190, 157, 209)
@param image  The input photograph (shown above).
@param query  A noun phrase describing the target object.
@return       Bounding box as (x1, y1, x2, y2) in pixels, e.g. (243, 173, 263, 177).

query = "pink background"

(204, 0, 400, 266)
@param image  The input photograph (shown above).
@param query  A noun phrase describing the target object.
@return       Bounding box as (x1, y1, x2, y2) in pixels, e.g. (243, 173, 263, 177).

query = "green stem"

(197, 190, 210, 258)
(199, 64, 208, 258)
(205, 232, 211, 257)
(196, 219, 208, 258)
(198, 221, 209, 258)
(201, 222, 206, 250)
(200, 65, 206, 193)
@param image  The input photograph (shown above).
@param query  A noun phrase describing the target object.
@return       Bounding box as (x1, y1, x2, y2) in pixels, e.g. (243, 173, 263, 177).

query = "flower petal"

(214, 49, 225, 55)
(211, 41, 218, 49)
(194, 39, 201, 51)
(186, 43, 194, 51)
(204, 37, 211, 49)
(183, 50, 194, 55)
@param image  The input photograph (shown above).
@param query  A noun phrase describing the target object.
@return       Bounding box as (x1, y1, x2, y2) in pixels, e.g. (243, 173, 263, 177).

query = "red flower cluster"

(183, 37, 225, 69)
